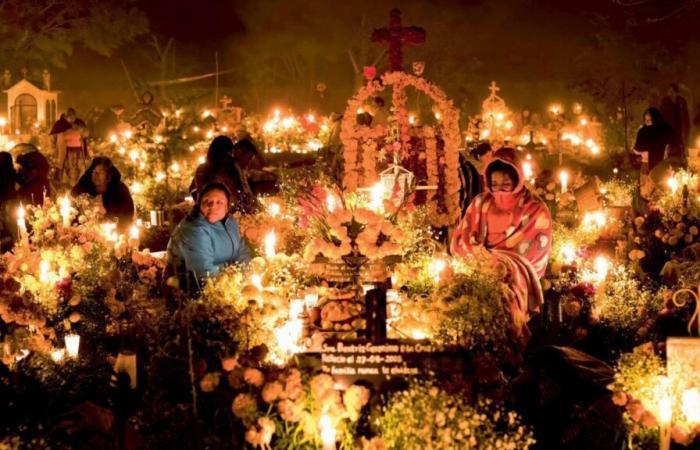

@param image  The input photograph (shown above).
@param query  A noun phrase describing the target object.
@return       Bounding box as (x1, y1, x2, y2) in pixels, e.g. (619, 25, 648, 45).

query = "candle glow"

(264, 230, 277, 257)
(559, 170, 568, 194)
(64, 334, 80, 358)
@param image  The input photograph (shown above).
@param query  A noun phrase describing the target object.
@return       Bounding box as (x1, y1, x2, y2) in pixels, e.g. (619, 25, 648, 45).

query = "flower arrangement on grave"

(599, 177, 635, 208)
(548, 222, 599, 270)
(298, 186, 411, 264)
(0, 269, 54, 366)
(2, 196, 114, 312)
(608, 344, 700, 447)
(590, 265, 663, 339)
(201, 362, 370, 449)
(389, 257, 511, 353)
(200, 255, 316, 363)
(236, 196, 307, 256)
(375, 380, 535, 450)
(0, 195, 168, 370)
(340, 71, 461, 227)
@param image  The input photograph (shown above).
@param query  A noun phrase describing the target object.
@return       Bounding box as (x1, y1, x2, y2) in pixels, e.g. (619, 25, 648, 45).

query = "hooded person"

(451, 147, 552, 342)
(189, 135, 257, 212)
(167, 181, 251, 290)
(15, 144, 51, 206)
(71, 157, 134, 230)
(633, 107, 681, 170)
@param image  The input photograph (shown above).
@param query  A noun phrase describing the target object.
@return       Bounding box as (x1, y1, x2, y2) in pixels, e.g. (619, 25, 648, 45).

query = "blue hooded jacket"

(168, 213, 251, 282)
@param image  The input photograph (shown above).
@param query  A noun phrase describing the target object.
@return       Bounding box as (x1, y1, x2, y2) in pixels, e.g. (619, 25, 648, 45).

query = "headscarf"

(634, 107, 678, 169)
(451, 147, 552, 339)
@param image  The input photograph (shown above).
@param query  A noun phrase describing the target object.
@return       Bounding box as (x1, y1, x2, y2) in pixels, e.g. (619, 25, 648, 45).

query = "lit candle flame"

(560, 243, 576, 265)
(264, 230, 277, 257)
(559, 170, 569, 194)
(64, 334, 80, 358)
(667, 176, 679, 194)
(319, 413, 337, 450)
(268, 202, 281, 217)
(369, 182, 385, 212)
(60, 195, 71, 227)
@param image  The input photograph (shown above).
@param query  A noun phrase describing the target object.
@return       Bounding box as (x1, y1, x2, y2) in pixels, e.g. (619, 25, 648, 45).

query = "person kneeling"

(167, 182, 251, 292)
(451, 147, 552, 345)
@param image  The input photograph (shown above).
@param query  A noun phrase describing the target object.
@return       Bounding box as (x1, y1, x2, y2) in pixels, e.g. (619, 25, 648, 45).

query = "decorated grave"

(3, 8, 700, 450)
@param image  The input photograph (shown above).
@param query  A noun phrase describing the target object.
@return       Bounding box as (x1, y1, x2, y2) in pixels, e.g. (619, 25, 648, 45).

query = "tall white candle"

(60, 195, 71, 227)
(320, 413, 337, 450)
(264, 230, 277, 258)
(64, 334, 80, 358)
(16, 203, 27, 240)
(559, 170, 569, 194)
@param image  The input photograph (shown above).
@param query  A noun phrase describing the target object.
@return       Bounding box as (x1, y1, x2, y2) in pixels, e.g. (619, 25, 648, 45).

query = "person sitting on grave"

(167, 182, 251, 289)
(14, 144, 51, 206)
(51, 108, 90, 187)
(451, 147, 551, 343)
(71, 157, 135, 231)
(190, 135, 258, 213)
(233, 138, 279, 195)
(458, 142, 492, 217)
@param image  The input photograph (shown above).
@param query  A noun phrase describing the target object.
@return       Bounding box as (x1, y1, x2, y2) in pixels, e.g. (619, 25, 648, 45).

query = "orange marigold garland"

(341, 71, 461, 227)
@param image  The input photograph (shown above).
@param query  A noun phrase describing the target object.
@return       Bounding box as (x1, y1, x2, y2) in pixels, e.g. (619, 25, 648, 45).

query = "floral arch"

(340, 71, 462, 227)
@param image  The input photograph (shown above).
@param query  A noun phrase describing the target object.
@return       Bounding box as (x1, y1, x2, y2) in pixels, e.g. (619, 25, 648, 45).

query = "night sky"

(53, 0, 700, 115)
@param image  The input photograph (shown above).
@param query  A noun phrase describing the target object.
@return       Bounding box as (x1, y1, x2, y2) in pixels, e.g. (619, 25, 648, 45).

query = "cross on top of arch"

(482, 80, 507, 110)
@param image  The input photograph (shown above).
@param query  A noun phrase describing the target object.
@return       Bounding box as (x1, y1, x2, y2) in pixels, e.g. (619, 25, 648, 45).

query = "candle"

(658, 376, 672, 450)
(411, 329, 427, 339)
(667, 177, 679, 194)
(429, 258, 447, 283)
(16, 203, 27, 240)
(264, 230, 277, 257)
(251, 274, 263, 291)
(593, 255, 610, 282)
(304, 292, 319, 308)
(559, 170, 569, 194)
(64, 334, 80, 358)
(319, 413, 337, 450)
(150, 210, 160, 226)
(289, 299, 304, 319)
(682, 387, 700, 424)
(60, 195, 71, 227)
(50, 348, 65, 363)
(129, 224, 140, 244)
(114, 351, 138, 389)
(560, 243, 576, 265)
(268, 201, 281, 217)
(369, 182, 385, 212)
(326, 195, 336, 213)
(39, 259, 52, 283)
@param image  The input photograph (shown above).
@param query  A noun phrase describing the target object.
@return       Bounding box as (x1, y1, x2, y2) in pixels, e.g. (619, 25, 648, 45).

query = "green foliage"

(0, 0, 148, 68)
(594, 265, 662, 334)
(376, 380, 535, 450)
(432, 271, 510, 353)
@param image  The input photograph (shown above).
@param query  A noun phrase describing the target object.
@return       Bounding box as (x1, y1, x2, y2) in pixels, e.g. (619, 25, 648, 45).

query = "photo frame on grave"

(379, 164, 415, 205)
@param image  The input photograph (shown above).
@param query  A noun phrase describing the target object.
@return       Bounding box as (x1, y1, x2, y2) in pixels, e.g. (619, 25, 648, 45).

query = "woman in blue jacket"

(168, 182, 251, 289)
